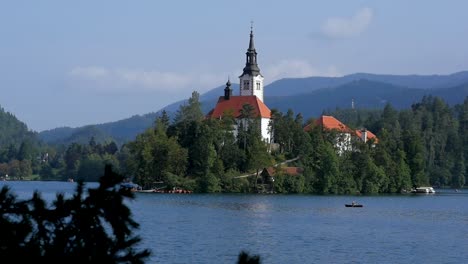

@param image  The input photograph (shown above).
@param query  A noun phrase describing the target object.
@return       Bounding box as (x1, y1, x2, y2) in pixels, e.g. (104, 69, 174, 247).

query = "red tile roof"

(264, 167, 304, 176)
(310, 115, 353, 133)
(208, 96, 271, 119)
(282, 167, 304, 175)
(304, 115, 379, 143)
(355, 129, 379, 143)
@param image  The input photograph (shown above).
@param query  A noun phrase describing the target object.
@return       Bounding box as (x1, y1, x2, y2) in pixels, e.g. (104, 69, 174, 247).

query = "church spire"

(224, 77, 232, 100)
(242, 22, 260, 76)
(239, 23, 264, 102)
(248, 22, 255, 51)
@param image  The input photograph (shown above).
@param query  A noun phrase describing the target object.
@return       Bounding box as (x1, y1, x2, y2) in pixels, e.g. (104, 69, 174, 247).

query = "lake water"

(2, 181, 468, 264)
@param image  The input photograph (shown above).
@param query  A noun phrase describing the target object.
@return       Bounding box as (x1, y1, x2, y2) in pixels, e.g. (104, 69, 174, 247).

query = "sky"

(1, 0, 468, 132)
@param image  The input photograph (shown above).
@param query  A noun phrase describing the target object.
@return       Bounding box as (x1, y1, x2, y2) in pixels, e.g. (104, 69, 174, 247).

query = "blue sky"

(1, 0, 468, 131)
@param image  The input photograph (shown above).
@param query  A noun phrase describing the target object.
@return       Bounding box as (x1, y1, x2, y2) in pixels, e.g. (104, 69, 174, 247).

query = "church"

(207, 28, 273, 143)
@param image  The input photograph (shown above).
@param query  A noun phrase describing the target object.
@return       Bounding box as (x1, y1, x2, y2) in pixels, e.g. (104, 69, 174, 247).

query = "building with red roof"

(355, 128, 378, 144)
(208, 94, 271, 120)
(261, 166, 304, 177)
(304, 115, 378, 153)
(305, 115, 353, 133)
(207, 27, 273, 143)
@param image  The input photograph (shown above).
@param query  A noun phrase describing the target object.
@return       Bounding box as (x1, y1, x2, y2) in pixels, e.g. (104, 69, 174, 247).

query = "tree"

(158, 110, 171, 130)
(19, 159, 32, 178)
(198, 172, 222, 193)
(173, 91, 204, 124)
(246, 135, 272, 191)
(64, 143, 85, 175)
(188, 122, 217, 177)
(17, 139, 35, 161)
(315, 142, 339, 194)
(76, 154, 104, 182)
(8, 159, 21, 179)
(451, 153, 465, 188)
(0, 165, 151, 262)
(238, 103, 256, 150)
(104, 141, 119, 155)
(237, 251, 261, 264)
(39, 163, 55, 180)
(127, 127, 188, 189)
(403, 130, 427, 186)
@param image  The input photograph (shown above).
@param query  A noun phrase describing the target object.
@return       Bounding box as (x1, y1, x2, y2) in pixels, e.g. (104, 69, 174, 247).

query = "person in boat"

(352, 201, 356, 206)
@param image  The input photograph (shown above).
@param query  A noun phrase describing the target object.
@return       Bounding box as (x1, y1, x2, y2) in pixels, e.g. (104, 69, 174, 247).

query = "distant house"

(261, 166, 304, 178)
(355, 128, 378, 144)
(259, 166, 304, 193)
(304, 115, 378, 154)
(207, 27, 273, 143)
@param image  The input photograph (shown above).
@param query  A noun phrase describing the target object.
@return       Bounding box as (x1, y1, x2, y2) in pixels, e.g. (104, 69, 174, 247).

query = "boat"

(134, 187, 193, 194)
(120, 182, 140, 191)
(135, 189, 156, 193)
(411, 187, 436, 194)
(345, 202, 363, 207)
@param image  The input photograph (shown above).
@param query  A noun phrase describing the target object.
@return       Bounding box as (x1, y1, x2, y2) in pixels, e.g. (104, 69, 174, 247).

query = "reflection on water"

(2, 182, 468, 264)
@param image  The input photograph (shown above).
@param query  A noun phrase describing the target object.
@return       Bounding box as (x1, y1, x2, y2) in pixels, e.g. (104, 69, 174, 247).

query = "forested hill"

(38, 72, 468, 146)
(0, 106, 39, 148)
(198, 71, 468, 97)
(39, 113, 159, 146)
(266, 79, 458, 118)
(265, 71, 468, 96)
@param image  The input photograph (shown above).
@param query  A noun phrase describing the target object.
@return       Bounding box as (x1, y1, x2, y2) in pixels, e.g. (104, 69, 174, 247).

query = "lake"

(1, 181, 468, 264)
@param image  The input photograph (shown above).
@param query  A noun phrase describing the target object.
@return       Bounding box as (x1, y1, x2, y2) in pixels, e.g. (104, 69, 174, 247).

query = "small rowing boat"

(345, 201, 363, 207)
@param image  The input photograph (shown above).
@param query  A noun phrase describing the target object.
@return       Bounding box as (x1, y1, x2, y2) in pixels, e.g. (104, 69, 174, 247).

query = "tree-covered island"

(0, 93, 466, 194)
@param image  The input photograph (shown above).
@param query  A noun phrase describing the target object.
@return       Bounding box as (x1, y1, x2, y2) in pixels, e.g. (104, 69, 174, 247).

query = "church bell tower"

(239, 24, 264, 102)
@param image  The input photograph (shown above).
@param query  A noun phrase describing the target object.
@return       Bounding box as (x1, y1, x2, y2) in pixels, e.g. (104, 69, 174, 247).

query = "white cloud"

(69, 66, 109, 79)
(68, 61, 340, 94)
(68, 66, 226, 94)
(321, 7, 373, 38)
(118, 70, 192, 90)
(265, 59, 340, 83)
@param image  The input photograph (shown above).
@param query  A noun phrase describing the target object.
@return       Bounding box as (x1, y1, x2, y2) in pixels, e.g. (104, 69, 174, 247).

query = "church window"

(256, 82, 261, 90)
(243, 80, 250, 90)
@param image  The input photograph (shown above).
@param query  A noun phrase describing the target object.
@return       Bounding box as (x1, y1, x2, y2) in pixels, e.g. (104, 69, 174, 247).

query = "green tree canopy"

(0, 165, 150, 262)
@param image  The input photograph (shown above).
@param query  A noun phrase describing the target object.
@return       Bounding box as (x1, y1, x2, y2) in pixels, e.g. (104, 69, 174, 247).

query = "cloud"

(264, 59, 340, 83)
(68, 61, 340, 95)
(118, 70, 192, 90)
(68, 66, 226, 94)
(69, 66, 109, 79)
(321, 7, 373, 38)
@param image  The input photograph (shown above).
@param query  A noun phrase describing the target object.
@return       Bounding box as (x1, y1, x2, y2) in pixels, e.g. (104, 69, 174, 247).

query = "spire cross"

(250, 20, 254, 32)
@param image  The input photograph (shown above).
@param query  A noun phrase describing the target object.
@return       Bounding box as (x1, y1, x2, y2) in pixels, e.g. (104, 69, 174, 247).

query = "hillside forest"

(1, 93, 467, 194)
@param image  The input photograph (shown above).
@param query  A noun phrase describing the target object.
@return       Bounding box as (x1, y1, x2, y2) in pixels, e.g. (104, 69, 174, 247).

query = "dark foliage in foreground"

(238, 251, 261, 264)
(0, 165, 151, 263)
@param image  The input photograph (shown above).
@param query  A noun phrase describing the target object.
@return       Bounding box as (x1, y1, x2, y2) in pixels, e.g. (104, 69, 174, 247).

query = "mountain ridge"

(37, 71, 468, 145)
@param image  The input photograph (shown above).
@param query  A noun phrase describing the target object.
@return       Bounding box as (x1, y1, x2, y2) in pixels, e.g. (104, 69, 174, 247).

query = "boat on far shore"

(411, 187, 436, 194)
(134, 187, 193, 194)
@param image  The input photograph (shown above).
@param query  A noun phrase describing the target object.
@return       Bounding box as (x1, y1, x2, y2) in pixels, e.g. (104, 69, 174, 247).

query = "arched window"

(243, 80, 250, 90)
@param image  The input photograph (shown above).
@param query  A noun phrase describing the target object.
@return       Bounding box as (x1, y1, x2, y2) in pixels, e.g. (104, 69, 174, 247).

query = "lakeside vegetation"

(0, 165, 262, 263)
(0, 94, 467, 194)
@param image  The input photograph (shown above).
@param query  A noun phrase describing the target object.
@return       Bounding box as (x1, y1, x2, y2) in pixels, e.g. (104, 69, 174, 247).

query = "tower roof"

(224, 78, 232, 99)
(241, 27, 261, 77)
(248, 29, 255, 51)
